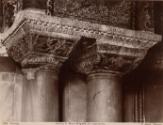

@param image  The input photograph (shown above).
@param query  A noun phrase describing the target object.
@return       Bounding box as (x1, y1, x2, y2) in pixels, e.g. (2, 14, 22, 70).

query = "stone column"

(87, 72, 121, 122)
(131, 3, 163, 122)
(0, 57, 25, 121)
(71, 29, 161, 122)
(22, 66, 59, 121)
(0, 9, 161, 122)
(62, 69, 87, 122)
(0, 9, 81, 121)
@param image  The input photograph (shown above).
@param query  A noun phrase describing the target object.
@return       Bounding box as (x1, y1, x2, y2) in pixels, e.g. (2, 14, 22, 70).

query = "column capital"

(0, 9, 161, 76)
(71, 30, 161, 76)
(0, 9, 81, 74)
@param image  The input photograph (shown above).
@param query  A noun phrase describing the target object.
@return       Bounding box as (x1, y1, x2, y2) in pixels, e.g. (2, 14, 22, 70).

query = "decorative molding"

(72, 43, 147, 75)
(133, 87, 145, 122)
(1, 9, 161, 46)
(0, 9, 161, 75)
(22, 64, 61, 80)
(71, 35, 161, 75)
(6, 32, 79, 69)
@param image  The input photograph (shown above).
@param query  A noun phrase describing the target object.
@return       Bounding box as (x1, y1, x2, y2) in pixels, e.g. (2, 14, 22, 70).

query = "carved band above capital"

(73, 49, 145, 76)
(0, 9, 161, 77)
(22, 64, 61, 80)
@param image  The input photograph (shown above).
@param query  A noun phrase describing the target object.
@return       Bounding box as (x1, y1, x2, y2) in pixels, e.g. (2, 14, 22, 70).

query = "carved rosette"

(0, 9, 161, 77)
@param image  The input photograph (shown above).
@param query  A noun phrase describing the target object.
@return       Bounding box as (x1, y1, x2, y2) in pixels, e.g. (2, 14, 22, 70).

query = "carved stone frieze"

(78, 54, 144, 75)
(0, 9, 161, 75)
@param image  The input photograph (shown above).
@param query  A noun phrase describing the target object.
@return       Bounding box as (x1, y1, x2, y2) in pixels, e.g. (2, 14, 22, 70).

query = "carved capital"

(0, 9, 161, 76)
(71, 30, 161, 75)
(0, 10, 80, 72)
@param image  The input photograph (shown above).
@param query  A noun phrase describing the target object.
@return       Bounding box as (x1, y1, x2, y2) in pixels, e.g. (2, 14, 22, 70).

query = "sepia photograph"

(0, 0, 163, 124)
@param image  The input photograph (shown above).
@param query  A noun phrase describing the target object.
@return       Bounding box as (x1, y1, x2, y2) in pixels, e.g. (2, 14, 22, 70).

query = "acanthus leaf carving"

(71, 36, 156, 76)
(0, 10, 161, 75)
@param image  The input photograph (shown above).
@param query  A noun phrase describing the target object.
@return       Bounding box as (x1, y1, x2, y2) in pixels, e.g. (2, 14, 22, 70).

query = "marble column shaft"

(87, 72, 122, 122)
(22, 69, 59, 121)
(62, 72, 87, 122)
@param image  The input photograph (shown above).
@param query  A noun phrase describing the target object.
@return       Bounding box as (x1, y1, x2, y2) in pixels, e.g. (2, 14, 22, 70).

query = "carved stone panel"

(46, 0, 132, 28)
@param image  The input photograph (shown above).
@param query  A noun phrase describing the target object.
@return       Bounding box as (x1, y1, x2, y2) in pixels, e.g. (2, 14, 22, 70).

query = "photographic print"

(0, 0, 163, 124)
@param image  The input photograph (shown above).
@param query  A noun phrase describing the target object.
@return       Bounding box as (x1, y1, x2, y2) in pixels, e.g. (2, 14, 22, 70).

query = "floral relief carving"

(8, 34, 29, 62)
(74, 52, 137, 75)
(6, 31, 79, 68)
(1, 9, 161, 73)
(71, 36, 158, 75)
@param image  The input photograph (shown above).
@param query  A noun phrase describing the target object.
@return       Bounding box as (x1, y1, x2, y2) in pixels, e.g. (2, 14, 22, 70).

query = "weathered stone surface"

(135, 2, 154, 32)
(0, 0, 22, 32)
(46, 0, 132, 28)
(70, 30, 161, 75)
(87, 73, 122, 122)
(1, 9, 160, 74)
(21, 69, 59, 121)
(0, 9, 80, 73)
(0, 57, 25, 121)
(62, 72, 87, 122)
(23, 0, 46, 9)
(0, 43, 8, 57)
